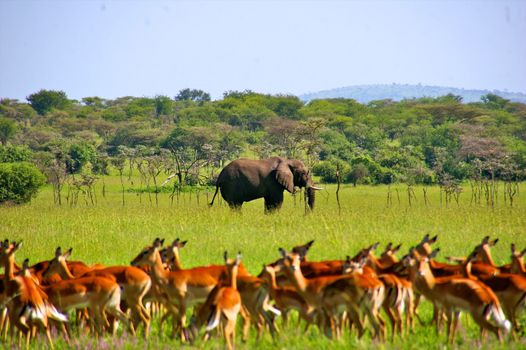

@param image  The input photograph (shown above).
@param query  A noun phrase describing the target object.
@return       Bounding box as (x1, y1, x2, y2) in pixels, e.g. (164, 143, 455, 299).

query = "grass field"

(1, 177, 526, 349)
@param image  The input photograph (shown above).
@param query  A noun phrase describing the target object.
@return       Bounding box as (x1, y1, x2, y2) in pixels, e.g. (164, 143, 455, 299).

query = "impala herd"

(1, 234, 525, 349)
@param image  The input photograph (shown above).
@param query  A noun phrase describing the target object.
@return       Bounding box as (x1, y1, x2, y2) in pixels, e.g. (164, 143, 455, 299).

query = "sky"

(1, 0, 525, 101)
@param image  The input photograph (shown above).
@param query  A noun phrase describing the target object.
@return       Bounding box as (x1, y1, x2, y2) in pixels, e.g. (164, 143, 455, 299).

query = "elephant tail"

(209, 183, 220, 207)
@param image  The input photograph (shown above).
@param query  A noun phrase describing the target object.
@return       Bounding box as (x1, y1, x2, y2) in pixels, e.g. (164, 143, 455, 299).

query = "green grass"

(1, 177, 526, 349)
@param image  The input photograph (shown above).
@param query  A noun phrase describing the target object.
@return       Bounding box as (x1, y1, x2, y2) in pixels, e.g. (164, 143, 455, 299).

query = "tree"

(66, 142, 96, 174)
(0, 162, 46, 204)
(0, 118, 16, 145)
(481, 93, 509, 110)
(175, 89, 211, 103)
(154, 95, 173, 117)
(26, 89, 70, 115)
(348, 163, 369, 186)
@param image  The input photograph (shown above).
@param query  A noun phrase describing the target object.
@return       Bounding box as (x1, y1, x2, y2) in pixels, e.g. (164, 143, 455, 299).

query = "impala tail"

(257, 285, 281, 317)
(205, 305, 221, 331)
(485, 303, 511, 333)
(46, 302, 68, 323)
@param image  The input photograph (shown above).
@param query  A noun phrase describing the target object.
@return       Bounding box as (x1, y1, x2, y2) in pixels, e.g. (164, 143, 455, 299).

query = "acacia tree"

(175, 89, 211, 104)
(27, 89, 70, 115)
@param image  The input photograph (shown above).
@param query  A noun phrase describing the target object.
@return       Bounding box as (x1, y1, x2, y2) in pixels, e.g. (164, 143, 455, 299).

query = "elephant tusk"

(310, 186, 323, 191)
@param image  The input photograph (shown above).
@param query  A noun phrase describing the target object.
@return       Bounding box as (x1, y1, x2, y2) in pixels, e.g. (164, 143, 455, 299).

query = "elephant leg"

(228, 201, 243, 211)
(264, 191, 284, 213)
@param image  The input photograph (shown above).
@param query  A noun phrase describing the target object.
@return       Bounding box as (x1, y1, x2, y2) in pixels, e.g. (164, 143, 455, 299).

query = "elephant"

(209, 157, 321, 212)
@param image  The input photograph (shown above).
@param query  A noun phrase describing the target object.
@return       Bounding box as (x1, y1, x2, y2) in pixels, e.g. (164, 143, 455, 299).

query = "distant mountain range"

(299, 84, 526, 104)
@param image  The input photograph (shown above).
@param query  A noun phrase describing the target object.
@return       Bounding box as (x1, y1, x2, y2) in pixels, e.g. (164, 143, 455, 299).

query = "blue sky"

(1, 0, 525, 101)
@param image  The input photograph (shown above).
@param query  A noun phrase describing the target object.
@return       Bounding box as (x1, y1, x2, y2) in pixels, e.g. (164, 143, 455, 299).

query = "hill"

(299, 84, 526, 104)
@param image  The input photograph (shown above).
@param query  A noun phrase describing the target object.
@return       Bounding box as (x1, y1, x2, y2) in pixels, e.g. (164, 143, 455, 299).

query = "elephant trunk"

(306, 186, 315, 210)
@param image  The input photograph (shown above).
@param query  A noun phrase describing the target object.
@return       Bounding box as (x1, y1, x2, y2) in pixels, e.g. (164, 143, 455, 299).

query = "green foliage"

(481, 93, 509, 109)
(312, 159, 351, 183)
(347, 163, 370, 185)
(175, 89, 211, 103)
(26, 89, 70, 115)
(66, 142, 96, 174)
(0, 162, 46, 204)
(154, 95, 173, 117)
(0, 117, 17, 145)
(4, 89, 526, 186)
(0, 144, 32, 162)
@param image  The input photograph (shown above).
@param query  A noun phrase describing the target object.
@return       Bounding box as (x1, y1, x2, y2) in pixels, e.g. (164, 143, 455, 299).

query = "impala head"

(278, 248, 300, 272)
(417, 248, 439, 277)
(415, 234, 438, 257)
(224, 251, 242, 285)
(43, 247, 73, 279)
(292, 240, 314, 261)
(0, 240, 23, 266)
(379, 242, 402, 265)
(131, 244, 160, 267)
(343, 255, 365, 274)
(161, 238, 187, 269)
(472, 236, 498, 265)
(259, 264, 276, 281)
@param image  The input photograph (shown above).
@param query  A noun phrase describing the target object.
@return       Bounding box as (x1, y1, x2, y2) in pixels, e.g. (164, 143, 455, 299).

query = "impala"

(130, 241, 220, 340)
(461, 248, 526, 335)
(152, 237, 278, 340)
(0, 241, 68, 348)
(187, 252, 243, 350)
(43, 247, 152, 336)
(406, 248, 510, 342)
(278, 248, 385, 340)
(38, 249, 134, 337)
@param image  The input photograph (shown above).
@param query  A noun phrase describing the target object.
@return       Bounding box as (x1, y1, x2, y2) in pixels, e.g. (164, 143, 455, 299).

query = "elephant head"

(276, 159, 321, 210)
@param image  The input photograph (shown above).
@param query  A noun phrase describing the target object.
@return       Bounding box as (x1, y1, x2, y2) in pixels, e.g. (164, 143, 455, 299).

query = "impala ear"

(64, 248, 73, 259)
(371, 242, 380, 251)
(393, 244, 402, 254)
(55, 247, 62, 257)
(481, 236, 490, 244)
(384, 242, 393, 251)
(180, 240, 188, 247)
(521, 247, 526, 257)
(10, 241, 23, 253)
(421, 234, 430, 243)
(275, 161, 294, 193)
(490, 238, 499, 246)
(430, 248, 440, 259)
(235, 252, 242, 266)
(511, 243, 517, 254)
(224, 251, 228, 263)
(429, 235, 438, 244)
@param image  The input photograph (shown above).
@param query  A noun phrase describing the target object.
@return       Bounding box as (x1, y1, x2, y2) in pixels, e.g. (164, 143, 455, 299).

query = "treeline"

(1, 88, 525, 203)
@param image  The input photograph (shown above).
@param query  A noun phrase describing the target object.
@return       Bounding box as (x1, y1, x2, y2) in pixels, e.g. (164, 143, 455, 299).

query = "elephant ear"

(275, 162, 294, 193)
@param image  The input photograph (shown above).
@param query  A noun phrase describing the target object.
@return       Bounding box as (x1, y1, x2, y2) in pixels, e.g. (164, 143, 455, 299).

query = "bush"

(0, 162, 46, 204)
(0, 144, 32, 162)
(312, 159, 351, 183)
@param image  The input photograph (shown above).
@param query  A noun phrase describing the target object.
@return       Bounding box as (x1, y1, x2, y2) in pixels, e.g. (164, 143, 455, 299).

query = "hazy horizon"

(1, 1, 525, 101)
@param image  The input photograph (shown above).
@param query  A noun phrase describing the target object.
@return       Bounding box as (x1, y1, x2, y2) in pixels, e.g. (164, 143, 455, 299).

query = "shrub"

(0, 144, 32, 162)
(312, 159, 351, 183)
(0, 162, 46, 204)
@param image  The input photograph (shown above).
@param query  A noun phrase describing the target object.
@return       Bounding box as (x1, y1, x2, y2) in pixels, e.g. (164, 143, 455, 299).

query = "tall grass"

(1, 178, 525, 349)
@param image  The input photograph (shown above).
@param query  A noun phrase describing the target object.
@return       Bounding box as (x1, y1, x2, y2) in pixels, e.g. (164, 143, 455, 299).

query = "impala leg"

(240, 306, 250, 342)
(451, 310, 461, 344)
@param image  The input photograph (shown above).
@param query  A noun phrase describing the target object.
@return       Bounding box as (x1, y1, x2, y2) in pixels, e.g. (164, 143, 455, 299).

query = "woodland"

(1, 88, 525, 204)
